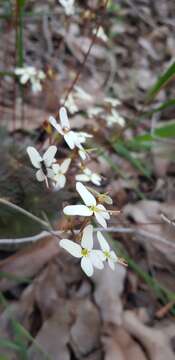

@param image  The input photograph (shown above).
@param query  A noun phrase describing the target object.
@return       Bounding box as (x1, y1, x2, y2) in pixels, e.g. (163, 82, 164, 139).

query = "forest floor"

(0, 1, 175, 359)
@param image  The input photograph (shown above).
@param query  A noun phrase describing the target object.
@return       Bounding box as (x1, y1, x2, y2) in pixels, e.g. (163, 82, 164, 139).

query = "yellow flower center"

(104, 251, 110, 258)
(81, 248, 89, 257)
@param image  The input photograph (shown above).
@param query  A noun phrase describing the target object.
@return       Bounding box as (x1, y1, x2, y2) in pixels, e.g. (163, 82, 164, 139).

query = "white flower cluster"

(15, 66, 45, 93)
(27, 105, 119, 276)
(58, 0, 75, 16)
(60, 225, 117, 277)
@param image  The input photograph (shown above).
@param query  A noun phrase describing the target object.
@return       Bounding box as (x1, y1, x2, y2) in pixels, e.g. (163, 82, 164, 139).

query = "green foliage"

(128, 120, 175, 151)
(113, 240, 175, 315)
(110, 140, 152, 178)
(147, 61, 175, 101)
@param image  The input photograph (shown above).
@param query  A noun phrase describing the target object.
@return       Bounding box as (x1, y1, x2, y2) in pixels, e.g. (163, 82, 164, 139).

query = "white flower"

(75, 131, 93, 144)
(78, 146, 88, 161)
(58, 0, 75, 16)
(61, 94, 78, 114)
(76, 167, 101, 186)
(105, 97, 121, 107)
(49, 107, 91, 151)
(97, 231, 118, 270)
(15, 66, 45, 93)
(52, 158, 71, 189)
(94, 26, 108, 42)
(27, 146, 57, 184)
(106, 109, 125, 127)
(74, 86, 93, 102)
(63, 182, 110, 228)
(87, 106, 103, 118)
(60, 225, 104, 276)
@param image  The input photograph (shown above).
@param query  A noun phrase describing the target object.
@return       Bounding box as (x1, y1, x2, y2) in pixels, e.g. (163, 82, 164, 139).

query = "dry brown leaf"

(123, 200, 175, 267)
(123, 310, 175, 360)
(0, 237, 59, 291)
(102, 325, 147, 360)
(93, 263, 126, 326)
(28, 303, 72, 360)
(70, 299, 101, 358)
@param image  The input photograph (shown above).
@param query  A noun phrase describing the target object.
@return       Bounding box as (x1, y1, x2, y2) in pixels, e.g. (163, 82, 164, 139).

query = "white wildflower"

(62, 94, 78, 114)
(58, 0, 75, 16)
(60, 224, 104, 276)
(87, 106, 103, 118)
(52, 158, 71, 189)
(49, 107, 91, 151)
(27, 146, 57, 185)
(106, 109, 125, 127)
(63, 182, 110, 228)
(105, 97, 121, 107)
(97, 231, 118, 270)
(76, 167, 101, 186)
(74, 86, 93, 102)
(94, 26, 108, 42)
(15, 66, 45, 93)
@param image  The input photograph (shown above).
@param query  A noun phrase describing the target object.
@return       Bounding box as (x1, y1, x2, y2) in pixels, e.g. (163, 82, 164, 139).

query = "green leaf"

(0, 339, 21, 352)
(147, 61, 175, 101)
(145, 98, 175, 114)
(111, 140, 151, 178)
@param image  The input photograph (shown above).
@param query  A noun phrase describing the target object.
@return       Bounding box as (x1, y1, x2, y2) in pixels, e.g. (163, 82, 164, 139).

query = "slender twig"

(60, 0, 109, 109)
(0, 226, 175, 250)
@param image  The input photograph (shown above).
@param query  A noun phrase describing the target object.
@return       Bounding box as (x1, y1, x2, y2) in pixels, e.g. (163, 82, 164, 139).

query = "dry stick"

(61, 0, 109, 108)
(0, 227, 175, 250)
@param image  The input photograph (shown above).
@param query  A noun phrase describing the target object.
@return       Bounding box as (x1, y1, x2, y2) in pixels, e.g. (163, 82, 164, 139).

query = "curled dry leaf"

(28, 303, 72, 360)
(123, 200, 175, 267)
(102, 325, 147, 360)
(92, 263, 126, 326)
(123, 310, 175, 360)
(70, 299, 101, 358)
(0, 237, 59, 291)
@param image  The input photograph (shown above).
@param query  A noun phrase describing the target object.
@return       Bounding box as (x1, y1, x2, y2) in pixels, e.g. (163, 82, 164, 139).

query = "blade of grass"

(146, 61, 175, 102)
(110, 140, 152, 178)
(112, 239, 175, 315)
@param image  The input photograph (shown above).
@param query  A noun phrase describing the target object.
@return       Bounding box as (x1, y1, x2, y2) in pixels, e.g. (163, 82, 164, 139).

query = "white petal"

(94, 211, 107, 228)
(97, 204, 110, 219)
(52, 164, 61, 173)
(89, 251, 104, 269)
(64, 132, 75, 149)
(63, 205, 93, 216)
(55, 174, 66, 188)
(91, 174, 101, 186)
(81, 224, 93, 250)
(59, 107, 70, 130)
(43, 146, 57, 167)
(81, 257, 93, 277)
(108, 258, 115, 270)
(47, 168, 55, 179)
(110, 250, 118, 262)
(76, 182, 96, 207)
(60, 158, 71, 174)
(49, 116, 63, 135)
(27, 146, 42, 169)
(21, 73, 30, 84)
(36, 169, 45, 182)
(60, 239, 82, 258)
(92, 249, 106, 261)
(75, 174, 89, 182)
(78, 148, 87, 160)
(97, 231, 110, 252)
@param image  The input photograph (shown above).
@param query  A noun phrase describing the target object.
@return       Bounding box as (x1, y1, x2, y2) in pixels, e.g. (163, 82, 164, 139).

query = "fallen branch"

(0, 227, 175, 250)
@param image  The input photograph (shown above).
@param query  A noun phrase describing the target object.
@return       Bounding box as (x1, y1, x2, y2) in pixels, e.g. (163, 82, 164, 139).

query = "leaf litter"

(0, 0, 175, 359)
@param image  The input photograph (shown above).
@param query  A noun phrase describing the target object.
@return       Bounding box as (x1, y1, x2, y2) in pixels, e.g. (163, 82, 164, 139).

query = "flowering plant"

(27, 106, 121, 276)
